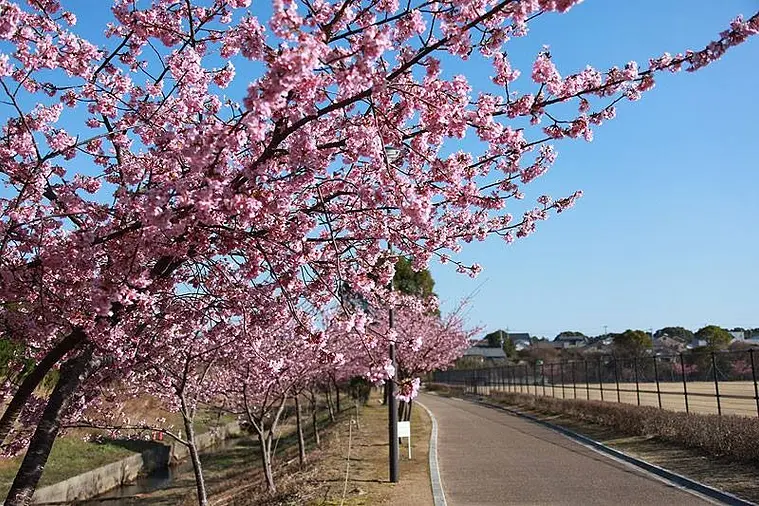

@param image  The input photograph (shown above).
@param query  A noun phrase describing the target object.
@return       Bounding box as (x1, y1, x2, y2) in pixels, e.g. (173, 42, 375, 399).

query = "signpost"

(398, 421, 412, 459)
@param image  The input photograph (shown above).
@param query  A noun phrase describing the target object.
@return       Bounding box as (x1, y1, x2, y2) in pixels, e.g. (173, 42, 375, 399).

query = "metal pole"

(551, 363, 556, 398)
(542, 363, 546, 396)
(633, 356, 640, 406)
(598, 357, 604, 402)
(750, 349, 759, 418)
(712, 352, 722, 416)
(560, 361, 565, 399)
(388, 307, 399, 483)
(534, 362, 539, 396)
(613, 355, 621, 403)
(524, 364, 538, 395)
(571, 361, 577, 399)
(680, 353, 689, 414)
(584, 360, 590, 400)
(653, 356, 662, 409)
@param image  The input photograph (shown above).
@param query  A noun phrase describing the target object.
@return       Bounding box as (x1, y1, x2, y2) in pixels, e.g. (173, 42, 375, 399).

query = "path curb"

(417, 400, 447, 506)
(469, 396, 755, 506)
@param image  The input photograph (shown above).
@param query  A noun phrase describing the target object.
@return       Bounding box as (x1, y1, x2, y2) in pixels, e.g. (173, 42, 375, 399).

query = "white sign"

(398, 421, 412, 459)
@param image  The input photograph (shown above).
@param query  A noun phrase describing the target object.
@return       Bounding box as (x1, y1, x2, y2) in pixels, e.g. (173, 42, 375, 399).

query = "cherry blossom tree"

(1, 0, 757, 503)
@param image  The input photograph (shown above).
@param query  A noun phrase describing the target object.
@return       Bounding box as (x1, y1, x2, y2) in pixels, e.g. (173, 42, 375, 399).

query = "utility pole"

(383, 145, 401, 484)
(388, 285, 399, 483)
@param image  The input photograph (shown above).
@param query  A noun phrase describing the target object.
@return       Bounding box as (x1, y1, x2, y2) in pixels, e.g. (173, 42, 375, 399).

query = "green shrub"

(490, 391, 759, 464)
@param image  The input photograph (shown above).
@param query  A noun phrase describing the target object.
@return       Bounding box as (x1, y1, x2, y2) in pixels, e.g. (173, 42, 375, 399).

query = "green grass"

(0, 436, 135, 497)
(0, 407, 236, 499)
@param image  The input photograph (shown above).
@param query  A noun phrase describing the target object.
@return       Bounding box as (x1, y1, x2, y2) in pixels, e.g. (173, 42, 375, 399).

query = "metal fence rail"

(432, 349, 759, 417)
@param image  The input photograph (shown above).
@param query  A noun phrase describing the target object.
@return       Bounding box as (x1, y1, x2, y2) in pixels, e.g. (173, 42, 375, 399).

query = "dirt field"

(475, 381, 759, 417)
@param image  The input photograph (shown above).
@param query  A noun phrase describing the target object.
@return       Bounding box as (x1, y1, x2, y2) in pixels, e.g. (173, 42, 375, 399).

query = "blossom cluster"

(0, 1, 756, 498)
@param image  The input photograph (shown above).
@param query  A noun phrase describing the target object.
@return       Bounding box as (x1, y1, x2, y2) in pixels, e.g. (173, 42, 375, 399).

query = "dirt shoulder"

(211, 393, 434, 506)
(304, 396, 433, 506)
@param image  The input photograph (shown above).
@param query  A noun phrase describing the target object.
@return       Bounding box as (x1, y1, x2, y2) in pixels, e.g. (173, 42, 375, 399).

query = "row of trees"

(0, 0, 756, 504)
(477, 325, 743, 366)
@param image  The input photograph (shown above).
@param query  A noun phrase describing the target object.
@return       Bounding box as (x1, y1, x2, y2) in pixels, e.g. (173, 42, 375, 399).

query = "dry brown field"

(473, 381, 759, 417)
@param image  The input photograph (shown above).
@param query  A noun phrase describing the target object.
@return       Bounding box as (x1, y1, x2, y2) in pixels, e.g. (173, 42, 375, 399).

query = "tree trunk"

(325, 385, 335, 422)
(294, 395, 306, 468)
(311, 402, 320, 447)
(257, 431, 276, 493)
(4, 347, 95, 506)
(0, 330, 85, 448)
(182, 415, 207, 506)
(333, 378, 340, 413)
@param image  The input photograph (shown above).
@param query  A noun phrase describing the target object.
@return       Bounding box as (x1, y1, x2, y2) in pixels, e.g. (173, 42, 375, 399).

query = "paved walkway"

(419, 394, 714, 506)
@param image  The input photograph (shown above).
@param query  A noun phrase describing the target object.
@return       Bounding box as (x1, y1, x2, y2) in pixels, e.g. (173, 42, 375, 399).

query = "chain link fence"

(432, 349, 759, 417)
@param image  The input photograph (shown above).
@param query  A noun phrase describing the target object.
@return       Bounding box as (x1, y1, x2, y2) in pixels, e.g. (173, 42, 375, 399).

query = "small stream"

(81, 436, 253, 505)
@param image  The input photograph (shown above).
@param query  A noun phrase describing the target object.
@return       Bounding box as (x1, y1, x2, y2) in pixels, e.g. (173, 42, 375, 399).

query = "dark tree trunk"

(325, 385, 335, 422)
(183, 418, 207, 506)
(294, 395, 306, 468)
(4, 347, 96, 506)
(311, 402, 320, 447)
(333, 377, 340, 413)
(0, 330, 85, 448)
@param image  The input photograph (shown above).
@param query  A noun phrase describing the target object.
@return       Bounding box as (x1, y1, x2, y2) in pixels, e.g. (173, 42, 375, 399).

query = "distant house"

(472, 332, 533, 351)
(688, 338, 708, 349)
(729, 331, 746, 342)
(553, 334, 587, 349)
(585, 339, 612, 354)
(461, 346, 507, 364)
(507, 333, 532, 351)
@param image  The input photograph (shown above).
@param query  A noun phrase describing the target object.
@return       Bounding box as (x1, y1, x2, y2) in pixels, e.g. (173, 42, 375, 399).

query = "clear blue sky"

(431, 1, 759, 339)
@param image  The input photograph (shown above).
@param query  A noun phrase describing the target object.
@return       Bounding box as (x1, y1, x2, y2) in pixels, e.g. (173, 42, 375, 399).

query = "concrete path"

(419, 393, 714, 506)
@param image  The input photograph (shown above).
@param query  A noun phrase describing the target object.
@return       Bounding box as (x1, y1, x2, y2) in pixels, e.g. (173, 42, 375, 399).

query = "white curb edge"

(417, 400, 447, 506)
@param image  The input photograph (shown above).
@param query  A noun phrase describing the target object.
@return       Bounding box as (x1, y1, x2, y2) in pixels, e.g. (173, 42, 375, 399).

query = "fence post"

(584, 360, 590, 400)
(598, 357, 604, 402)
(534, 362, 539, 396)
(542, 363, 546, 396)
(712, 352, 722, 416)
(510, 365, 515, 393)
(560, 361, 566, 399)
(571, 361, 577, 399)
(551, 363, 556, 398)
(613, 355, 621, 403)
(653, 356, 662, 409)
(633, 356, 641, 406)
(680, 353, 689, 414)
(751, 349, 759, 418)
(521, 364, 526, 394)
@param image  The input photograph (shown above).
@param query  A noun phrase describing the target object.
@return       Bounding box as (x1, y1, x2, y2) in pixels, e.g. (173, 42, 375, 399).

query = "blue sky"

(3, 1, 757, 339)
(431, 1, 759, 338)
